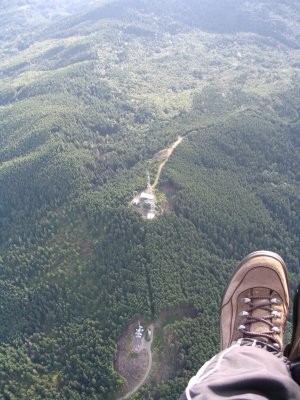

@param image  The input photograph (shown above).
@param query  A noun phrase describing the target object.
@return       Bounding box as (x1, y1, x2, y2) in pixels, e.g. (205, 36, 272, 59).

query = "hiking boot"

(284, 283, 300, 361)
(220, 250, 289, 351)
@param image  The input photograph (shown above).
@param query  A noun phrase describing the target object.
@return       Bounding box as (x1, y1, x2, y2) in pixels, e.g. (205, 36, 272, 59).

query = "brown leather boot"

(220, 251, 289, 351)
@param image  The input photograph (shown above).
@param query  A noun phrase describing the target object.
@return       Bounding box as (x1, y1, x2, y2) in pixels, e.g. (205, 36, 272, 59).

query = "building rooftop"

(140, 192, 154, 200)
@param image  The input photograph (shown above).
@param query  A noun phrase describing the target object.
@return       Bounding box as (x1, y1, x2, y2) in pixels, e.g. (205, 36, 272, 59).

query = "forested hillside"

(0, 0, 299, 398)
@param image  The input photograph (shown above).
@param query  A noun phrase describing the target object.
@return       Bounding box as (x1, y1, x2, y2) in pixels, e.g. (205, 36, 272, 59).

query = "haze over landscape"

(0, 0, 299, 398)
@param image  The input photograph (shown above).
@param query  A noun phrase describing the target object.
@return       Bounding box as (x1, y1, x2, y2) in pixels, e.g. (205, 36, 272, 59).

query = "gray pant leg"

(181, 342, 300, 400)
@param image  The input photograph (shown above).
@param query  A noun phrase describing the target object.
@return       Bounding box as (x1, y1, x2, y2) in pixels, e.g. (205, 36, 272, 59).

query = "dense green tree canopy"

(0, 0, 299, 398)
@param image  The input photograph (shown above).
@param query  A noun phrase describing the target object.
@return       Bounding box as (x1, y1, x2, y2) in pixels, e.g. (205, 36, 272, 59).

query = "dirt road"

(152, 137, 183, 189)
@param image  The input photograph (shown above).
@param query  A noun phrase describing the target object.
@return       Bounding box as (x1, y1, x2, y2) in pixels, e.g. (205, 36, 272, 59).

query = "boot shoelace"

(238, 295, 281, 348)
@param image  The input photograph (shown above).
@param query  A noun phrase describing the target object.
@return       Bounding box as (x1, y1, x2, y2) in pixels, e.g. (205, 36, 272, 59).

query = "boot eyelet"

(271, 311, 281, 318)
(239, 311, 249, 317)
(271, 298, 281, 305)
(271, 326, 280, 333)
(241, 298, 251, 304)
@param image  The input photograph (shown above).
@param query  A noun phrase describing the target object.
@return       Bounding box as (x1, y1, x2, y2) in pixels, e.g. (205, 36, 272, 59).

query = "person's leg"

(182, 341, 300, 400)
(181, 251, 300, 400)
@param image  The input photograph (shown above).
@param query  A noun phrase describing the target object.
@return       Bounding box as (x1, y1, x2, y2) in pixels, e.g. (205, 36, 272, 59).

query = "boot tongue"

(250, 288, 271, 334)
(248, 288, 281, 348)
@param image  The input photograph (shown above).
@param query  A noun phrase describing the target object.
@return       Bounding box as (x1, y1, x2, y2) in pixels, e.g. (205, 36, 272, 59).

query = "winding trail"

(152, 136, 183, 189)
(117, 324, 154, 400)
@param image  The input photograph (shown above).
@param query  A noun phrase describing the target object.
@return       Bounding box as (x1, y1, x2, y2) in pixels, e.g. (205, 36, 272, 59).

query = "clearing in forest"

(115, 321, 154, 400)
(115, 306, 198, 399)
(131, 136, 183, 220)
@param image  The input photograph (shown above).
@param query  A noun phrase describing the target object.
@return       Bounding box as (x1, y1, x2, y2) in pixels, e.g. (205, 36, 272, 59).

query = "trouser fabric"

(181, 341, 300, 400)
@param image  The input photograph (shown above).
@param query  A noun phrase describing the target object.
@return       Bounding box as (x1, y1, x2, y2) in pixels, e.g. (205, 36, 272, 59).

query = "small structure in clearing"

(131, 174, 156, 220)
(132, 322, 144, 353)
(135, 322, 144, 338)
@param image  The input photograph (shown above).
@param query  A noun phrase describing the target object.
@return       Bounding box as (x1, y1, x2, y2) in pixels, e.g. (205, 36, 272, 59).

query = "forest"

(0, 0, 299, 398)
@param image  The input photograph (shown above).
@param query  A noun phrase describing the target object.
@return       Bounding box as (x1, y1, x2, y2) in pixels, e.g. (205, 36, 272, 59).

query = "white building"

(140, 192, 154, 201)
